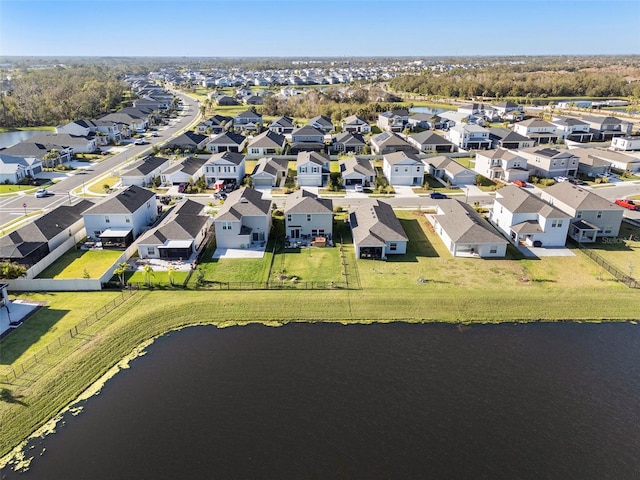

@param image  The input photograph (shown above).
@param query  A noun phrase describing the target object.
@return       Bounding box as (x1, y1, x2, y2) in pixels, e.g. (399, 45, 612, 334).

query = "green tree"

(113, 262, 129, 287)
(143, 264, 154, 287)
(167, 265, 176, 286)
(0, 261, 27, 279)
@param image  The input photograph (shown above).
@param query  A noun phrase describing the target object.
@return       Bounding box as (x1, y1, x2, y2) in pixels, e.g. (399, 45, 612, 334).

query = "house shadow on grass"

(0, 306, 69, 365)
(384, 218, 439, 263)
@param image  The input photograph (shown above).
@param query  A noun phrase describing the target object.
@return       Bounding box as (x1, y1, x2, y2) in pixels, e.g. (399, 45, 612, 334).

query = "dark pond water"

(0, 130, 50, 149)
(8, 322, 640, 479)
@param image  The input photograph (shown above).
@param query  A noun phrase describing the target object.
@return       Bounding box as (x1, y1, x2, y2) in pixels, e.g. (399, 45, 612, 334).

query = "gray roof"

(383, 150, 421, 165)
(339, 156, 374, 177)
(137, 199, 208, 245)
(552, 116, 588, 127)
(342, 115, 368, 125)
(284, 189, 333, 214)
(432, 199, 508, 244)
(308, 115, 333, 127)
(424, 156, 473, 176)
(235, 109, 262, 119)
(495, 185, 570, 217)
(292, 125, 325, 137)
(29, 133, 92, 147)
(516, 118, 555, 128)
(409, 131, 454, 146)
(121, 156, 169, 176)
(206, 150, 245, 166)
(349, 200, 407, 247)
(214, 187, 271, 221)
(166, 131, 208, 147)
(248, 130, 286, 149)
(0, 200, 94, 247)
(372, 132, 413, 149)
(252, 157, 289, 177)
(333, 132, 366, 146)
(270, 116, 295, 128)
(1, 142, 64, 160)
(84, 185, 156, 215)
(162, 156, 208, 176)
(207, 131, 246, 146)
(488, 128, 532, 143)
(582, 115, 626, 126)
(297, 151, 329, 166)
(543, 182, 620, 211)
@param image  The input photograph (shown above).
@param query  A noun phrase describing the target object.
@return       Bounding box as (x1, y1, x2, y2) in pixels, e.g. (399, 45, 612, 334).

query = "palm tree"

(43, 149, 59, 169)
(166, 265, 176, 286)
(113, 262, 130, 288)
(143, 264, 154, 288)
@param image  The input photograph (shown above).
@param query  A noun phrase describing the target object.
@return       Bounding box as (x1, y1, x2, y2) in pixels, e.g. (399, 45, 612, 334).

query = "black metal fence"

(200, 280, 349, 290)
(575, 242, 638, 289)
(0, 290, 136, 384)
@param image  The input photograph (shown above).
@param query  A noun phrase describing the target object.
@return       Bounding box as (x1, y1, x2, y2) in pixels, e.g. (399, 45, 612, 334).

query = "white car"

(554, 176, 568, 183)
(354, 184, 364, 192)
(35, 189, 48, 198)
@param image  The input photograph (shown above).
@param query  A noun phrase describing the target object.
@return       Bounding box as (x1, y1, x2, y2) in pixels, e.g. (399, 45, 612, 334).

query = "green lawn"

(37, 249, 123, 279)
(0, 185, 39, 194)
(582, 222, 640, 279)
(272, 245, 343, 284)
(126, 270, 190, 287)
(455, 156, 475, 169)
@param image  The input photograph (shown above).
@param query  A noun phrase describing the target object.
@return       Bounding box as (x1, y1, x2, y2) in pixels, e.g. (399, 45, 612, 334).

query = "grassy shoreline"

(1, 287, 640, 464)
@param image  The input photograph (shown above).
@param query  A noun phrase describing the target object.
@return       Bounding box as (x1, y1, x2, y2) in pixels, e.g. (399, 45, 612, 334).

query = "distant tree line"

(389, 65, 640, 100)
(0, 65, 128, 128)
(260, 85, 403, 122)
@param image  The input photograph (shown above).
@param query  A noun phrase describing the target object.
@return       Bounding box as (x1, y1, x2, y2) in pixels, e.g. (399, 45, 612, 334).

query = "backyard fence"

(0, 290, 136, 384)
(201, 280, 349, 291)
(574, 242, 638, 289)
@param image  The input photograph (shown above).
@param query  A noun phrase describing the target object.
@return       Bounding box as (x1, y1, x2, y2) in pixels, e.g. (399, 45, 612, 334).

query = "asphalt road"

(0, 90, 200, 220)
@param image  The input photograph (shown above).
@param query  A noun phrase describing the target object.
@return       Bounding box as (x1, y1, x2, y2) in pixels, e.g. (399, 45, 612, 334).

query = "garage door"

(253, 177, 272, 187)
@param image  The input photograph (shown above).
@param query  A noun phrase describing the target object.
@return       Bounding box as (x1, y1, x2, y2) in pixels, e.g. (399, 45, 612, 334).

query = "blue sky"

(1, 0, 639, 57)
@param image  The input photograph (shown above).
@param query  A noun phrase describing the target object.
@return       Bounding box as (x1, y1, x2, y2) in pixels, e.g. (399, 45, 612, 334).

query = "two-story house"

(213, 187, 272, 249)
(204, 151, 246, 188)
(582, 115, 632, 141)
(382, 151, 424, 186)
(550, 116, 593, 143)
(490, 185, 571, 248)
(284, 189, 333, 241)
(516, 147, 579, 179)
(376, 109, 410, 132)
(290, 125, 326, 154)
(446, 124, 491, 150)
(233, 110, 263, 132)
(540, 182, 624, 243)
(513, 119, 560, 145)
(296, 151, 330, 187)
(82, 185, 158, 247)
(474, 149, 529, 183)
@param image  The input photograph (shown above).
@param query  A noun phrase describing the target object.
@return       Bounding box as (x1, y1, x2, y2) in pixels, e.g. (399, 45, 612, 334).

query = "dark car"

(177, 183, 187, 193)
(430, 192, 448, 199)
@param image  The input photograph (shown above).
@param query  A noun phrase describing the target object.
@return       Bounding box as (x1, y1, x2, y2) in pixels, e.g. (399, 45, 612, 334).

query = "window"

(576, 211, 582, 219)
(307, 214, 311, 222)
(390, 243, 397, 251)
(221, 221, 232, 230)
(604, 226, 612, 234)
(287, 214, 292, 222)
(312, 229, 318, 236)
(148, 247, 155, 255)
(596, 211, 602, 218)
(250, 148, 259, 154)
(125, 217, 131, 223)
(490, 246, 497, 254)
(312, 167, 318, 173)
(105, 216, 110, 223)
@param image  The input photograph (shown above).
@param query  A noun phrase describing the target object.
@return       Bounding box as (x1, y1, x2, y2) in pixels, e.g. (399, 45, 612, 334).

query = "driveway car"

(354, 184, 363, 192)
(513, 180, 526, 188)
(615, 199, 638, 211)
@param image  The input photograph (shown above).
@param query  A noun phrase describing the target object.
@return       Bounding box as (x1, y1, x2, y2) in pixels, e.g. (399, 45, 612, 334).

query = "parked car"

(177, 183, 187, 193)
(35, 189, 49, 198)
(513, 180, 527, 188)
(554, 176, 568, 183)
(615, 199, 638, 210)
(134, 139, 146, 145)
(568, 178, 586, 186)
(354, 184, 363, 192)
(430, 192, 448, 199)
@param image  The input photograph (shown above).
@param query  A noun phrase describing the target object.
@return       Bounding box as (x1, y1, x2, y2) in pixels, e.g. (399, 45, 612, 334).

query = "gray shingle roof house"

(269, 116, 296, 135)
(1, 141, 72, 165)
(331, 132, 366, 153)
(284, 189, 333, 240)
(423, 156, 477, 186)
(427, 199, 508, 257)
(488, 128, 534, 150)
(120, 156, 170, 187)
(161, 156, 208, 185)
(0, 200, 94, 267)
(247, 130, 287, 157)
(164, 131, 209, 152)
(339, 156, 375, 187)
(234, 109, 263, 131)
(349, 200, 408, 259)
(370, 132, 417, 155)
(205, 131, 247, 154)
(407, 131, 456, 153)
(290, 125, 326, 154)
(382, 151, 424, 186)
(136, 199, 212, 260)
(204, 151, 246, 186)
(251, 157, 289, 187)
(540, 182, 624, 242)
(213, 187, 272, 249)
(296, 151, 330, 187)
(308, 115, 334, 133)
(341, 115, 371, 134)
(0, 153, 43, 183)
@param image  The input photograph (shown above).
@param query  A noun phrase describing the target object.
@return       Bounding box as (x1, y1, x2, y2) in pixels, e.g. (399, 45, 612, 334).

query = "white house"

(550, 116, 593, 143)
(213, 187, 272, 249)
(251, 157, 289, 187)
(427, 199, 508, 257)
(160, 156, 208, 185)
(582, 115, 632, 141)
(424, 156, 477, 186)
(474, 149, 529, 183)
(516, 147, 579, 179)
(204, 151, 246, 187)
(341, 115, 371, 134)
(382, 151, 424, 186)
(296, 151, 330, 187)
(82, 185, 158, 247)
(246, 130, 286, 157)
(0, 154, 43, 184)
(540, 182, 624, 243)
(513, 119, 560, 145)
(610, 136, 640, 153)
(349, 200, 408, 259)
(408, 131, 456, 153)
(490, 185, 570, 247)
(446, 124, 491, 150)
(120, 156, 170, 187)
(339, 156, 375, 187)
(284, 189, 333, 240)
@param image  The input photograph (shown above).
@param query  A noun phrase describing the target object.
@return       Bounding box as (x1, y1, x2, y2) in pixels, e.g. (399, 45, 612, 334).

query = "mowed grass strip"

(37, 249, 123, 279)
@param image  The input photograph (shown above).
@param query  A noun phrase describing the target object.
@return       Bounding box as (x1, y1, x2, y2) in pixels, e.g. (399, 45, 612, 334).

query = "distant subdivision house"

(349, 200, 408, 259)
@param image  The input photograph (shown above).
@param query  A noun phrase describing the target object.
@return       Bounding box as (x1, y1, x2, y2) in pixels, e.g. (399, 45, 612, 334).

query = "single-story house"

(120, 156, 170, 187)
(331, 132, 366, 153)
(0, 154, 43, 183)
(164, 132, 209, 153)
(370, 132, 417, 155)
(341, 115, 371, 134)
(308, 115, 334, 134)
(488, 128, 534, 150)
(205, 131, 247, 154)
(213, 187, 272, 249)
(251, 157, 289, 187)
(408, 131, 456, 153)
(424, 156, 477, 186)
(349, 200, 408, 259)
(246, 130, 287, 157)
(339, 156, 375, 187)
(136, 199, 212, 260)
(269, 116, 296, 135)
(427, 199, 508, 257)
(161, 156, 208, 185)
